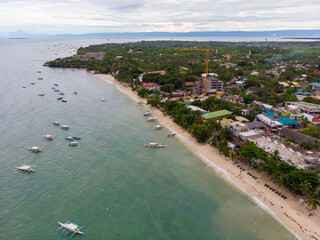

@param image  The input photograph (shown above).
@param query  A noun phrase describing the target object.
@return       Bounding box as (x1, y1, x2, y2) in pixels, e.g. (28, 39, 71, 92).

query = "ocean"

(0, 38, 296, 239)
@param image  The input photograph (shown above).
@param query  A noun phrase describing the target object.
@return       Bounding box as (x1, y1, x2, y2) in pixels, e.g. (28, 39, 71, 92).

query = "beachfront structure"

(193, 73, 224, 95)
(239, 130, 262, 141)
(202, 110, 232, 120)
(187, 105, 207, 115)
(285, 102, 320, 114)
(72, 52, 105, 60)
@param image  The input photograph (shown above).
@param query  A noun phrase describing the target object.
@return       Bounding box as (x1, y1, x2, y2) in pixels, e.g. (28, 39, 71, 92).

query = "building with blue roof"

(277, 117, 300, 128)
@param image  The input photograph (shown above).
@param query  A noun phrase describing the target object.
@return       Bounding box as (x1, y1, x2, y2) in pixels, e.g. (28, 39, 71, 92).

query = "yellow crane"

(175, 45, 215, 96)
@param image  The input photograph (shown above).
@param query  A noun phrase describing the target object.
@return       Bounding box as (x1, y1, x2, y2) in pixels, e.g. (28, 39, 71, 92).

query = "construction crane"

(175, 45, 215, 96)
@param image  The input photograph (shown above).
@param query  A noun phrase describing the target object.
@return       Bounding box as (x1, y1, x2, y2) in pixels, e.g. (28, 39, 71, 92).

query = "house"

(202, 110, 232, 120)
(245, 121, 266, 130)
(256, 114, 282, 128)
(115, 56, 123, 59)
(309, 82, 320, 91)
(142, 82, 160, 90)
(172, 90, 185, 97)
(251, 70, 259, 76)
(241, 109, 251, 116)
(179, 66, 188, 72)
(277, 117, 300, 128)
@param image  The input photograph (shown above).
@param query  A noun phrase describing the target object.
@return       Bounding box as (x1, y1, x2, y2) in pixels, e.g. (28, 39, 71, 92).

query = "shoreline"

(95, 73, 320, 240)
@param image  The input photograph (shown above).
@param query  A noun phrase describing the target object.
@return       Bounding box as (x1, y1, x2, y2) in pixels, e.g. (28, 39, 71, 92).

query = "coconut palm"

(305, 193, 320, 212)
(300, 180, 313, 196)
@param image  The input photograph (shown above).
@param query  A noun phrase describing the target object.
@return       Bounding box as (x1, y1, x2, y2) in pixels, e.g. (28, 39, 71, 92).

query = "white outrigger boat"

(27, 146, 42, 152)
(15, 165, 35, 172)
(56, 219, 85, 238)
(154, 125, 163, 130)
(167, 132, 177, 137)
(69, 142, 78, 146)
(146, 117, 157, 122)
(57, 222, 84, 235)
(145, 143, 167, 148)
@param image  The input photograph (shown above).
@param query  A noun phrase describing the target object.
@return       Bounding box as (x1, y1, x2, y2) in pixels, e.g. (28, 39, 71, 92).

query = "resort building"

(309, 82, 320, 91)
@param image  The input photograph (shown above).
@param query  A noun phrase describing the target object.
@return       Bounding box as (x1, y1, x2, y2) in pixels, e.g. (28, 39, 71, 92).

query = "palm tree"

(305, 193, 320, 213)
(300, 180, 313, 196)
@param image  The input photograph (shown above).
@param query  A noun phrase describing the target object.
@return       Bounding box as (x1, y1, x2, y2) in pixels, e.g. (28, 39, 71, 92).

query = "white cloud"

(0, 0, 319, 34)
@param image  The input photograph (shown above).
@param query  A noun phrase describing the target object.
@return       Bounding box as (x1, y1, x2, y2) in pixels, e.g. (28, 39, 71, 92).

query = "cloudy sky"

(0, 0, 319, 34)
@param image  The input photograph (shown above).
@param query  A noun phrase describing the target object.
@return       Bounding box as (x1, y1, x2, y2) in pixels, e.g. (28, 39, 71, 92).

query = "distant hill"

(1, 30, 319, 39)
(52, 30, 320, 38)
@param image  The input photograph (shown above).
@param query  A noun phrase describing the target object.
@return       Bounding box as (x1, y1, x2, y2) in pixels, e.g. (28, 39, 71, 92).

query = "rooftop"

(202, 110, 232, 119)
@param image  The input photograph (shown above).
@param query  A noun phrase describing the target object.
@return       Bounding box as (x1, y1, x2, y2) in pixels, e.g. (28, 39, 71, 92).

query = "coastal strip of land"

(96, 73, 320, 240)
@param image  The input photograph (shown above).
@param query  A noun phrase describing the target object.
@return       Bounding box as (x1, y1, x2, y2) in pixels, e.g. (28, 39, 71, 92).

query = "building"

(72, 52, 105, 60)
(187, 105, 207, 114)
(309, 82, 320, 91)
(285, 102, 320, 114)
(202, 110, 232, 120)
(279, 128, 317, 143)
(142, 82, 160, 90)
(193, 73, 223, 95)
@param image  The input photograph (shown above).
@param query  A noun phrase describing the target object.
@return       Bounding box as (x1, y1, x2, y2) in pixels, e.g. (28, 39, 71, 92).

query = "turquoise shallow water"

(0, 38, 296, 240)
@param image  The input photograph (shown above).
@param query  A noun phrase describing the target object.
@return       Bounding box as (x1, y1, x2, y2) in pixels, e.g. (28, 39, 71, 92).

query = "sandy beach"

(96, 73, 320, 240)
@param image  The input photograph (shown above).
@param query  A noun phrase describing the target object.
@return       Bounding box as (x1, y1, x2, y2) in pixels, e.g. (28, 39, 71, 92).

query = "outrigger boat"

(15, 165, 35, 172)
(69, 142, 78, 146)
(54, 89, 60, 92)
(44, 135, 54, 140)
(53, 121, 60, 126)
(145, 143, 167, 148)
(61, 125, 69, 130)
(167, 132, 177, 137)
(56, 219, 85, 238)
(38, 93, 45, 96)
(61, 99, 67, 102)
(54, 83, 59, 86)
(59, 92, 64, 95)
(146, 117, 157, 122)
(27, 146, 42, 152)
(66, 137, 73, 141)
(143, 112, 152, 116)
(72, 136, 81, 140)
(101, 99, 106, 102)
(154, 125, 163, 130)
(57, 97, 63, 100)
(37, 77, 43, 80)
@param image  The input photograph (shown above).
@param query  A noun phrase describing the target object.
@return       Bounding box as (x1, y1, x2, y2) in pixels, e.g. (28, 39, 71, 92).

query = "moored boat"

(57, 97, 63, 100)
(54, 83, 59, 86)
(15, 165, 35, 172)
(61, 99, 67, 102)
(66, 137, 73, 141)
(59, 92, 64, 95)
(54, 89, 60, 92)
(145, 143, 167, 148)
(38, 93, 45, 96)
(27, 146, 42, 152)
(43, 135, 54, 140)
(57, 221, 84, 235)
(72, 136, 81, 140)
(60, 125, 69, 130)
(167, 132, 177, 137)
(143, 112, 152, 116)
(53, 121, 60, 126)
(146, 117, 157, 122)
(69, 142, 78, 146)
(154, 125, 163, 130)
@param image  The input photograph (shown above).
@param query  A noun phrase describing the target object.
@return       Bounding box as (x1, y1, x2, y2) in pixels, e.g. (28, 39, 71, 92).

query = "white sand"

(96, 73, 320, 240)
